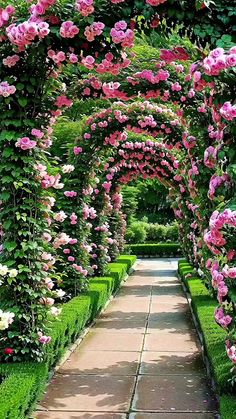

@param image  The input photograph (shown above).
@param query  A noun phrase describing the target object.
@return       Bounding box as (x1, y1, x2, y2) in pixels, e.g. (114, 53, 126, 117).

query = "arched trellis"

(57, 100, 188, 284)
(0, 0, 235, 371)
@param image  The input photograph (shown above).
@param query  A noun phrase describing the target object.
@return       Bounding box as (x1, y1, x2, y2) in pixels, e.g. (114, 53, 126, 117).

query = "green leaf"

(18, 97, 28, 107)
(16, 83, 25, 91)
(0, 192, 11, 201)
(4, 241, 17, 252)
(2, 147, 14, 158)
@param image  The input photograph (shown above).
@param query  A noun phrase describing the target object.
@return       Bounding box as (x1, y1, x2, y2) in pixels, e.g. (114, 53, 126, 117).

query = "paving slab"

(148, 302, 189, 315)
(105, 300, 150, 313)
(94, 318, 146, 333)
(40, 374, 135, 412)
(147, 314, 192, 331)
(129, 413, 217, 419)
(132, 375, 217, 412)
(151, 284, 183, 295)
(144, 330, 199, 352)
(100, 311, 148, 323)
(79, 331, 144, 352)
(150, 295, 188, 306)
(59, 350, 140, 375)
(36, 413, 126, 419)
(140, 351, 204, 375)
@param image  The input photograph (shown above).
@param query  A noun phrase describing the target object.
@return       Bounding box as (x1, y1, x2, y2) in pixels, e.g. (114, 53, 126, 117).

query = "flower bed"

(0, 256, 136, 419)
(126, 243, 181, 257)
(178, 260, 236, 419)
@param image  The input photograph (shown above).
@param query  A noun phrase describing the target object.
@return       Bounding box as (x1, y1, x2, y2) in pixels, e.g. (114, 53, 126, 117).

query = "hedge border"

(178, 260, 236, 419)
(0, 255, 137, 419)
(125, 243, 182, 257)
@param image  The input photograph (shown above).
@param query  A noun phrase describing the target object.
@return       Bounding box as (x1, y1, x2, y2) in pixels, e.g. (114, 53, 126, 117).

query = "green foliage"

(116, 255, 137, 271)
(126, 221, 147, 244)
(126, 243, 181, 256)
(122, 179, 174, 224)
(220, 394, 236, 419)
(0, 363, 48, 419)
(121, 185, 139, 223)
(52, 118, 85, 159)
(126, 221, 179, 244)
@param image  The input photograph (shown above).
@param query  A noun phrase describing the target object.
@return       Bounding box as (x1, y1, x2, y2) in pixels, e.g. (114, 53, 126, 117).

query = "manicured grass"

(0, 255, 137, 419)
(220, 394, 236, 419)
(126, 243, 181, 256)
(178, 260, 236, 419)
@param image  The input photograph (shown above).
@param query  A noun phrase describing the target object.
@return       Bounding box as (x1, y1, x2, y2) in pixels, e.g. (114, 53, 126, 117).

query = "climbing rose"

(15, 137, 37, 150)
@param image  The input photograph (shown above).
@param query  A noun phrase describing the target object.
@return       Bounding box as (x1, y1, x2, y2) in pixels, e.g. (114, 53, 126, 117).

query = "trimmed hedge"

(220, 394, 236, 419)
(0, 255, 137, 419)
(178, 260, 236, 419)
(126, 243, 181, 257)
(116, 255, 137, 271)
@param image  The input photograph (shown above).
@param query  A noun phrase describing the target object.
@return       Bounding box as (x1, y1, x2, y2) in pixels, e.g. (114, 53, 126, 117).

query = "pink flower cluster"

(30, 0, 56, 16)
(204, 146, 218, 168)
(208, 173, 231, 200)
(110, 21, 134, 48)
(70, 213, 78, 225)
(0, 5, 15, 28)
(72, 264, 88, 276)
(138, 115, 157, 128)
(76, 0, 94, 16)
(226, 344, 236, 364)
(39, 171, 64, 189)
(53, 232, 71, 249)
(215, 307, 232, 329)
(160, 47, 190, 62)
(6, 21, 50, 49)
(81, 55, 95, 69)
(3, 54, 20, 68)
(146, 0, 167, 5)
(15, 137, 37, 151)
(204, 209, 236, 255)
(38, 332, 51, 345)
(102, 82, 121, 98)
(104, 131, 127, 147)
(219, 102, 236, 121)
(55, 95, 73, 108)
(84, 22, 105, 42)
(134, 68, 170, 84)
(60, 21, 79, 38)
(48, 49, 67, 65)
(64, 191, 77, 198)
(83, 204, 97, 220)
(202, 47, 236, 76)
(0, 81, 16, 97)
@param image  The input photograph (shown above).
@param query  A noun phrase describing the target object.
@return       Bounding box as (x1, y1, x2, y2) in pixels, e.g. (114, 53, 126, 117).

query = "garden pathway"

(36, 258, 218, 419)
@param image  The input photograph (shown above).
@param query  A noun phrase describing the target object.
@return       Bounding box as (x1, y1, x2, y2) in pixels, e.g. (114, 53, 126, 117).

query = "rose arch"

(0, 0, 235, 379)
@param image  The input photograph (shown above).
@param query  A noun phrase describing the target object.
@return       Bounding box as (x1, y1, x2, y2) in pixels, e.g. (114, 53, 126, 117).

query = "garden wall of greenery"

(0, 0, 236, 397)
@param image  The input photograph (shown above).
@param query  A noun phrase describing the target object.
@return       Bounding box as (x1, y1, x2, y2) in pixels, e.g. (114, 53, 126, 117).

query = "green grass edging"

(125, 243, 181, 257)
(178, 260, 236, 419)
(0, 255, 137, 419)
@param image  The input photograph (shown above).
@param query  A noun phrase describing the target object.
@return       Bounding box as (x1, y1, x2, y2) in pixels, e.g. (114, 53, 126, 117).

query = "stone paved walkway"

(36, 259, 218, 419)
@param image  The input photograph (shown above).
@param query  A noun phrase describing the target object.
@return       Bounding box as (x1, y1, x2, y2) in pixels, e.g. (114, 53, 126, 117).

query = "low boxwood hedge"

(0, 255, 137, 419)
(178, 260, 236, 419)
(126, 243, 181, 257)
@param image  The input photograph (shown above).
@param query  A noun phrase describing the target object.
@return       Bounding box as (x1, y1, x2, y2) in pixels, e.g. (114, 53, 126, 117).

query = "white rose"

(8, 269, 18, 278)
(0, 264, 8, 276)
(62, 165, 75, 173)
(50, 307, 62, 317)
(55, 289, 66, 298)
